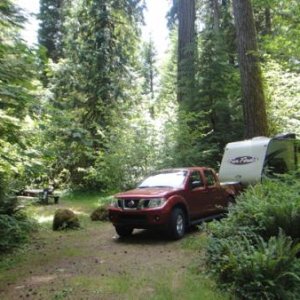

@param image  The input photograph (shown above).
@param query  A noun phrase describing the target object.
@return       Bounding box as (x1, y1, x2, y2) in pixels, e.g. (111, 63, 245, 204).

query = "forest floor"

(0, 194, 228, 300)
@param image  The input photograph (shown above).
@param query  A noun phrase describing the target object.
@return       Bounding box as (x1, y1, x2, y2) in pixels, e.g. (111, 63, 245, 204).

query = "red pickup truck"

(109, 167, 241, 239)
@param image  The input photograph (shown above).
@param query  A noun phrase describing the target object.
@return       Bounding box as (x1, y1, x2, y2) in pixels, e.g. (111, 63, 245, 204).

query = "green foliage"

(168, 0, 243, 168)
(0, 196, 18, 216)
(170, 109, 218, 167)
(0, 0, 41, 187)
(85, 98, 164, 190)
(0, 1, 40, 254)
(197, 1, 244, 152)
(252, 0, 300, 138)
(140, 38, 158, 99)
(0, 1, 35, 120)
(211, 177, 300, 240)
(0, 172, 37, 253)
(180, 230, 208, 251)
(0, 0, 25, 28)
(253, 0, 300, 70)
(39, 0, 145, 189)
(0, 172, 17, 215)
(1, 0, 299, 198)
(38, 0, 64, 62)
(0, 213, 36, 252)
(207, 232, 300, 299)
(205, 175, 300, 299)
(264, 60, 300, 136)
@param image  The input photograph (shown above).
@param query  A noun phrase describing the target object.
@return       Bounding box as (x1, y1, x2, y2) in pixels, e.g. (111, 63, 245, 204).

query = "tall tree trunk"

(232, 0, 269, 138)
(212, 0, 220, 32)
(177, 0, 196, 103)
(264, 7, 272, 34)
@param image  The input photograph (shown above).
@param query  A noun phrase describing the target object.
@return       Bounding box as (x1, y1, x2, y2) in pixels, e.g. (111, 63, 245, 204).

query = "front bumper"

(108, 207, 170, 229)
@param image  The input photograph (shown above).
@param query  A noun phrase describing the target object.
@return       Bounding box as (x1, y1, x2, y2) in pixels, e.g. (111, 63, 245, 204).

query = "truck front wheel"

(115, 225, 133, 237)
(168, 208, 186, 240)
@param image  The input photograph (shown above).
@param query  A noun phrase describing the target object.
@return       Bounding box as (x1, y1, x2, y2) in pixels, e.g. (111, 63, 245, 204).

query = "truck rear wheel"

(168, 208, 186, 240)
(115, 225, 133, 237)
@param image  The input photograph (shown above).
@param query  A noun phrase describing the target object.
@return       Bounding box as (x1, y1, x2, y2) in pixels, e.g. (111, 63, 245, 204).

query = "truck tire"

(168, 208, 186, 240)
(115, 225, 134, 237)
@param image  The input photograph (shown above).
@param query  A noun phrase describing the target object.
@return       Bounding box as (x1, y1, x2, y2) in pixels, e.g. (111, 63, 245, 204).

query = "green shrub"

(205, 174, 300, 299)
(0, 213, 37, 252)
(210, 177, 300, 241)
(0, 196, 19, 215)
(207, 232, 300, 299)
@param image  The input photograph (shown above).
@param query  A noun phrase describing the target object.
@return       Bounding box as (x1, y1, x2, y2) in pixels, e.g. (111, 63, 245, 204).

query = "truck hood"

(115, 187, 178, 199)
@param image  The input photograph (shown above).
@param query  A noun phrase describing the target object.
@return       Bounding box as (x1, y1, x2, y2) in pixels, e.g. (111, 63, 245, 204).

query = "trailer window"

(265, 139, 298, 177)
(266, 157, 288, 175)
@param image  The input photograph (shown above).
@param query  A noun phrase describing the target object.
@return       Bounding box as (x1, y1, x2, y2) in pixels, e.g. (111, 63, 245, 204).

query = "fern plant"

(207, 232, 300, 299)
(206, 174, 300, 299)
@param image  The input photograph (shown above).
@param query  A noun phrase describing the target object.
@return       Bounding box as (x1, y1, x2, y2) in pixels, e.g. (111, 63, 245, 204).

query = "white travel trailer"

(218, 133, 299, 186)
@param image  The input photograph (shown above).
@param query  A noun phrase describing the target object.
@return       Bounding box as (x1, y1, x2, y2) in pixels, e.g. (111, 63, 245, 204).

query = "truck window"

(189, 171, 204, 189)
(204, 170, 216, 186)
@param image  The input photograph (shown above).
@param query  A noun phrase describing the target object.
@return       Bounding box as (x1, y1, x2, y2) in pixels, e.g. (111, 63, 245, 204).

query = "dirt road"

(0, 222, 208, 300)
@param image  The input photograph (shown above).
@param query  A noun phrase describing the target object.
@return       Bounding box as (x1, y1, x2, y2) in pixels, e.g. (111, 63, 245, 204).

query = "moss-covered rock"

(53, 209, 80, 231)
(90, 205, 109, 221)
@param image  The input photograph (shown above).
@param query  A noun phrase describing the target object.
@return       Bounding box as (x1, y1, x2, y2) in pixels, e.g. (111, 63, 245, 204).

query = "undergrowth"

(0, 172, 37, 254)
(205, 174, 300, 299)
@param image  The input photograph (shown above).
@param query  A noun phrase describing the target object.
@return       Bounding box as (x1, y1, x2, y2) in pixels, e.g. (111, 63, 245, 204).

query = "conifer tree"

(38, 0, 64, 62)
(43, 0, 144, 188)
(141, 38, 157, 100)
(0, 0, 37, 191)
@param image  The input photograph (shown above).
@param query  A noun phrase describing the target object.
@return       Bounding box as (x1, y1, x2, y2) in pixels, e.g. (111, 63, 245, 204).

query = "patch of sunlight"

(28, 275, 57, 284)
(33, 208, 89, 223)
(34, 215, 53, 223)
(69, 208, 89, 216)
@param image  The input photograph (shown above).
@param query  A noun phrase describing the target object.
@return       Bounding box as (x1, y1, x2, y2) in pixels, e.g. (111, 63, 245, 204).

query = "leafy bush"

(0, 173, 37, 253)
(0, 172, 22, 215)
(0, 213, 37, 252)
(205, 175, 300, 299)
(0, 196, 19, 215)
(207, 232, 300, 299)
(210, 176, 300, 241)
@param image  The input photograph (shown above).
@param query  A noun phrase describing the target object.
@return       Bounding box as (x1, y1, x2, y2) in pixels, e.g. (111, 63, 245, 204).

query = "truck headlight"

(147, 198, 166, 208)
(110, 198, 119, 208)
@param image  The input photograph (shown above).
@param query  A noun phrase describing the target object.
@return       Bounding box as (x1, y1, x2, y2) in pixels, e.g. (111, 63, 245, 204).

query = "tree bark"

(232, 0, 269, 138)
(212, 0, 220, 32)
(264, 7, 272, 34)
(177, 0, 196, 103)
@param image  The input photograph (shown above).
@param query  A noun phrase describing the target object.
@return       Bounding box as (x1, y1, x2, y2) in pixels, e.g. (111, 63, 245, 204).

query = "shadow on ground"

(114, 226, 202, 245)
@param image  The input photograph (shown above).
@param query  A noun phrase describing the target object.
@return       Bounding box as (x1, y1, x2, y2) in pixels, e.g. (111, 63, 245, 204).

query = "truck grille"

(117, 198, 151, 210)
(118, 199, 139, 210)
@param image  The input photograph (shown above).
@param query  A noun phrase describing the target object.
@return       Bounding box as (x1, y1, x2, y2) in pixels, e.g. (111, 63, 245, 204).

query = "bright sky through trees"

(15, 0, 170, 60)
(15, 0, 39, 45)
(142, 0, 170, 61)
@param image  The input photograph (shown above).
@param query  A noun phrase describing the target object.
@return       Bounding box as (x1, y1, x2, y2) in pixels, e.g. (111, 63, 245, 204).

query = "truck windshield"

(138, 171, 187, 189)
